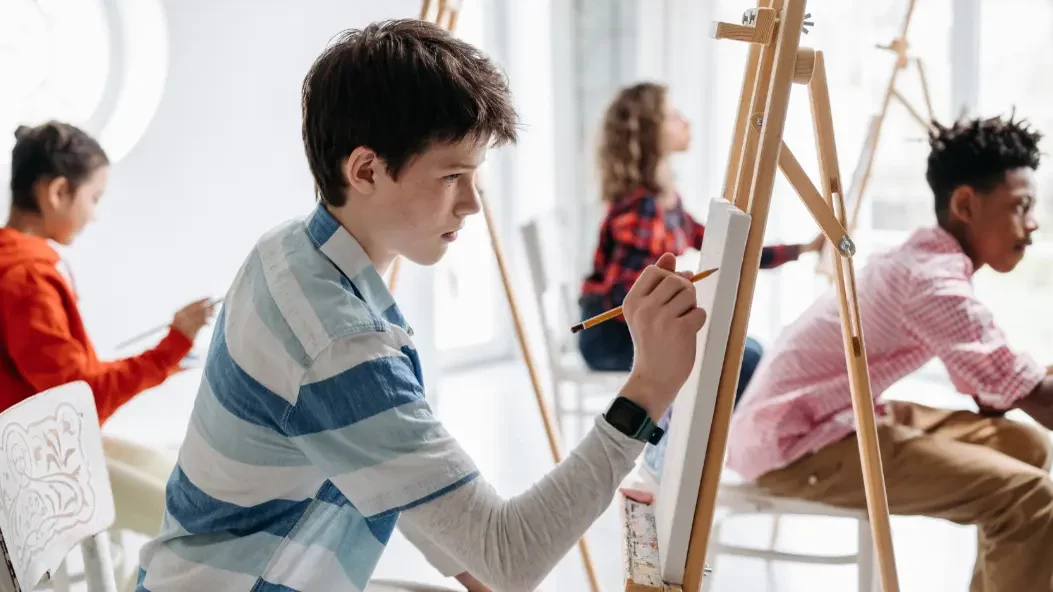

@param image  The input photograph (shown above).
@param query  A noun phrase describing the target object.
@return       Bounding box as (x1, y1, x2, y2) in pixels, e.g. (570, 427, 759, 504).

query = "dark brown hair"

(9, 121, 109, 213)
(597, 82, 667, 203)
(301, 19, 519, 207)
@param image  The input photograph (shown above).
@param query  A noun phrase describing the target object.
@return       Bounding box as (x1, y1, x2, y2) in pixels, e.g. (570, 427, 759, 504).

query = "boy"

(727, 113, 1053, 590)
(136, 19, 709, 592)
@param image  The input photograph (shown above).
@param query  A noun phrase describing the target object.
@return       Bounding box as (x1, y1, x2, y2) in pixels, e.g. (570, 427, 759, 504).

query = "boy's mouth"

(442, 228, 462, 242)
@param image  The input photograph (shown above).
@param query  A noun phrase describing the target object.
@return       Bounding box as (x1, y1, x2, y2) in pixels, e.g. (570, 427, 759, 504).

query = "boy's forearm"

(399, 415, 644, 592)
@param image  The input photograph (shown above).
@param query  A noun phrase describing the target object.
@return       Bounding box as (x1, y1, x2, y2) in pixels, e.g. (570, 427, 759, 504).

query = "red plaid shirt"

(581, 188, 801, 312)
(726, 226, 1047, 481)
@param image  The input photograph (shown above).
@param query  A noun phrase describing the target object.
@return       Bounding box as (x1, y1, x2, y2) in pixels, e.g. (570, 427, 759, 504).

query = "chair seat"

(718, 478, 869, 519)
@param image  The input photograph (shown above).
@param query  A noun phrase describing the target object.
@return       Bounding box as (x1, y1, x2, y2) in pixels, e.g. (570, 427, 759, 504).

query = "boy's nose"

(461, 186, 482, 216)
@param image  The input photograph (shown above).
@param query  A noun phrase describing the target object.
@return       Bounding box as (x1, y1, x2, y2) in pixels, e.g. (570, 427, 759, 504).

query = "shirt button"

(807, 474, 818, 486)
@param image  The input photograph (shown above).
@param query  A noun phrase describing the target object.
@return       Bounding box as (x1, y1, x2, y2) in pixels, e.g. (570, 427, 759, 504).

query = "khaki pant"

(756, 401, 1053, 592)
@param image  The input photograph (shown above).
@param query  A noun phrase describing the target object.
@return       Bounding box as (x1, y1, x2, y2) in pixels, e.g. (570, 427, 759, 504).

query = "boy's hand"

(621, 253, 708, 421)
(172, 298, 217, 341)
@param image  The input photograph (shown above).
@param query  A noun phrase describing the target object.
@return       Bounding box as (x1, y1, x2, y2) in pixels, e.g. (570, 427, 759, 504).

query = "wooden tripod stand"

(621, 1, 900, 591)
(388, 2, 603, 590)
(817, 0, 935, 278)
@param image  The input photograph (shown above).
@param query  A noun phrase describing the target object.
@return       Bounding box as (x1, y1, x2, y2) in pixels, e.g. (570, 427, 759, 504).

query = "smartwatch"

(603, 396, 665, 445)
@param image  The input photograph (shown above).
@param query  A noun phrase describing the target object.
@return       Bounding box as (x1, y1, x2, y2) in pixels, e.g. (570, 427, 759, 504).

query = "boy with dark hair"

(727, 113, 1053, 590)
(137, 19, 709, 592)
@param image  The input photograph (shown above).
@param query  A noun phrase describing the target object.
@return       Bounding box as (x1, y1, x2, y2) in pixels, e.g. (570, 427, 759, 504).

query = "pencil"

(570, 268, 718, 334)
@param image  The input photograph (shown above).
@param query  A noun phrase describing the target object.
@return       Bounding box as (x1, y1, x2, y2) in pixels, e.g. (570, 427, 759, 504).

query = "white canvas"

(654, 198, 750, 584)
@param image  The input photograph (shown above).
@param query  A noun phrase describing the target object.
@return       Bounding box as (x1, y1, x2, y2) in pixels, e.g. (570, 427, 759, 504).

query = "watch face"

(606, 397, 648, 434)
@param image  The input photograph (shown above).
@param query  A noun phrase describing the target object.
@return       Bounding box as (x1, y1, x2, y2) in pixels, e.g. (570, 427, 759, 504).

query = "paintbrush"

(115, 297, 223, 350)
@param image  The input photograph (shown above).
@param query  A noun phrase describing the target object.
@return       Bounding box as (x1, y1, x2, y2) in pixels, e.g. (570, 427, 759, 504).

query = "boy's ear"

(345, 147, 378, 195)
(947, 185, 978, 224)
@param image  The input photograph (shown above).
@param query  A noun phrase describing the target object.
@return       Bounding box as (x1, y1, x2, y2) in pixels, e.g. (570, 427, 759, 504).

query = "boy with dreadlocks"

(728, 113, 1053, 590)
(579, 82, 821, 399)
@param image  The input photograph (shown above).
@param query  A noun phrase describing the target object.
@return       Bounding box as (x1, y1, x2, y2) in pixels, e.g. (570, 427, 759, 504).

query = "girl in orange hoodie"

(0, 121, 215, 422)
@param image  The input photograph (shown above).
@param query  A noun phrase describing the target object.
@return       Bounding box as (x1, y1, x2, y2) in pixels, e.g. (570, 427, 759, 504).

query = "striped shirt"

(136, 205, 478, 591)
(726, 226, 1046, 481)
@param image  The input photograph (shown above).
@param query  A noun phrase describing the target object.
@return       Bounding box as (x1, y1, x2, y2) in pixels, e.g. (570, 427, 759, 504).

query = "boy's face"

(954, 167, 1038, 273)
(41, 166, 107, 246)
(351, 136, 486, 268)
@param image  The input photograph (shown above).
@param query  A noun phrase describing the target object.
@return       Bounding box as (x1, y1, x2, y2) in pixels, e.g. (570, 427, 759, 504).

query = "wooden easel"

(621, 1, 900, 591)
(817, 0, 934, 277)
(390, 2, 602, 591)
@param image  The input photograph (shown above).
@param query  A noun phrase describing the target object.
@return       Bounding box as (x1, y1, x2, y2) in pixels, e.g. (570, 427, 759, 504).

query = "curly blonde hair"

(597, 82, 667, 203)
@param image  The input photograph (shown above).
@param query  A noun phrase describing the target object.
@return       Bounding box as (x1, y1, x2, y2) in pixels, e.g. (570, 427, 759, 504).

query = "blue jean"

(577, 295, 764, 405)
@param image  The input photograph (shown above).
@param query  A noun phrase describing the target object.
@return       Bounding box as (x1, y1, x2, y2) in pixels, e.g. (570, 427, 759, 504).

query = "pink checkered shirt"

(726, 226, 1046, 481)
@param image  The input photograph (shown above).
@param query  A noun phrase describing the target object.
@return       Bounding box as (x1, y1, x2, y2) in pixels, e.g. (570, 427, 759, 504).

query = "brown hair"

(9, 121, 109, 213)
(597, 82, 667, 203)
(301, 19, 519, 207)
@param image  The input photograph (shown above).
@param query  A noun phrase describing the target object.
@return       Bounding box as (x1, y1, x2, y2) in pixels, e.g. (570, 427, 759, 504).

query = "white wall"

(65, 0, 437, 382)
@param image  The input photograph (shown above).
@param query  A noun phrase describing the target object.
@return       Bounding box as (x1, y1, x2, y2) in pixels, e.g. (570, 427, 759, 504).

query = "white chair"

(0, 381, 118, 592)
(520, 215, 631, 438)
(710, 476, 877, 592)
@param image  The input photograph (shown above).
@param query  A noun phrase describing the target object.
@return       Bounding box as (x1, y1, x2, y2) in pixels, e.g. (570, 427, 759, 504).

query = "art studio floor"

(106, 361, 1015, 592)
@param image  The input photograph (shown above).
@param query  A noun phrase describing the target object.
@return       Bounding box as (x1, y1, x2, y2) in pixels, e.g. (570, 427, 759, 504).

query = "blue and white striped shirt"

(137, 205, 478, 591)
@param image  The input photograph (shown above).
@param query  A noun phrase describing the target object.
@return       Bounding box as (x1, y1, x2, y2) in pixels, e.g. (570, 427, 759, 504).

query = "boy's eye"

(443, 174, 461, 183)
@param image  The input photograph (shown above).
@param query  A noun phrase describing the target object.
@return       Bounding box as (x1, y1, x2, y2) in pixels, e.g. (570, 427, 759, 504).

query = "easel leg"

(729, 0, 777, 211)
(478, 190, 603, 592)
(682, 1, 808, 589)
(808, 51, 900, 591)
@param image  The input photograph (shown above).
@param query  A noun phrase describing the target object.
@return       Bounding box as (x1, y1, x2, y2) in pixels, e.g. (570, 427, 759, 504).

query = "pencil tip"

(570, 324, 584, 334)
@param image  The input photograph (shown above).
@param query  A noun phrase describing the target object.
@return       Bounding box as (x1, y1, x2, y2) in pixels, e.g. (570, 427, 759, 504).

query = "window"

(973, 0, 1053, 361)
(0, 0, 168, 167)
(705, 0, 955, 339)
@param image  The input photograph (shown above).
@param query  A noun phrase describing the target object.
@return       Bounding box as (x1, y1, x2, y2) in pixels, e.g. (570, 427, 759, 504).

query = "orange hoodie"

(0, 228, 192, 422)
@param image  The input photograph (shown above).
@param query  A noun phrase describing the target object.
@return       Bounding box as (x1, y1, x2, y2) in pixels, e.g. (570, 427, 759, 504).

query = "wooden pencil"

(570, 268, 718, 334)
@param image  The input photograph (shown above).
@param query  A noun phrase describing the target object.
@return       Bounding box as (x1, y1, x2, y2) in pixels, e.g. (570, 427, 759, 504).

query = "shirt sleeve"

(0, 267, 192, 421)
(286, 328, 478, 518)
(398, 415, 644, 592)
(759, 244, 801, 269)
(906, 273, 1045, 409)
